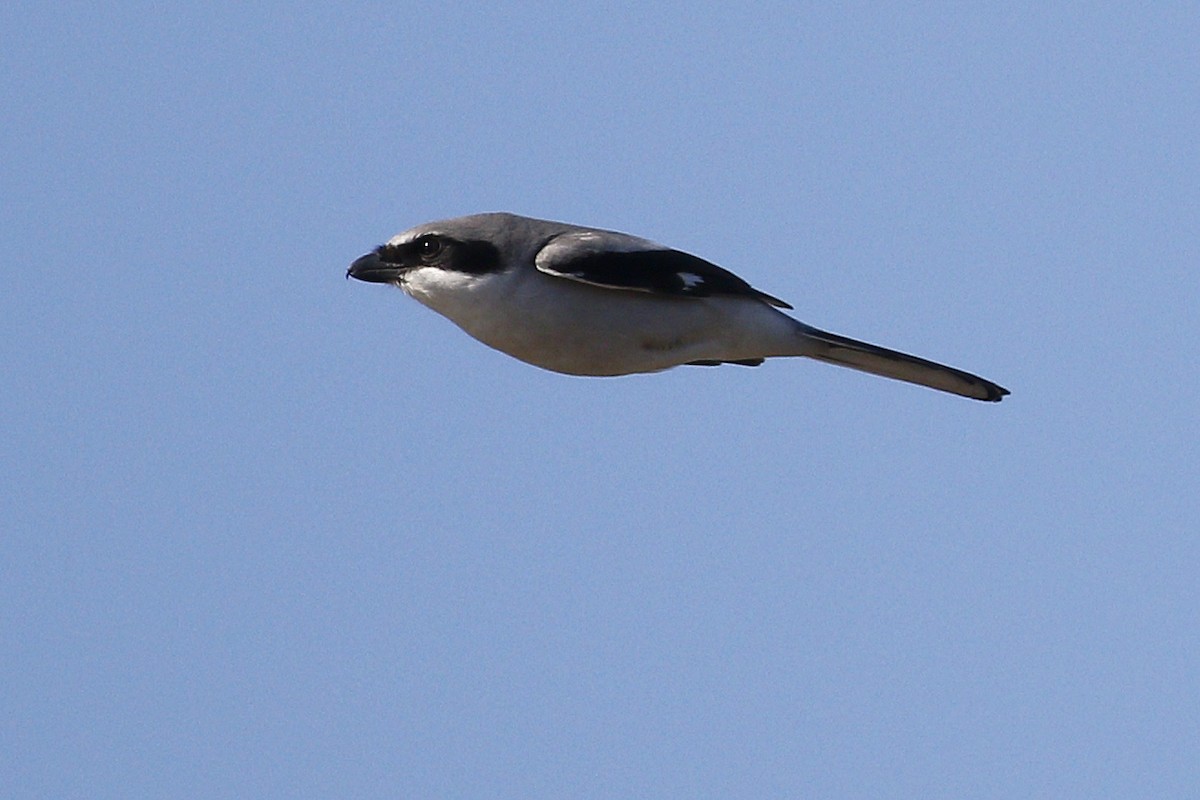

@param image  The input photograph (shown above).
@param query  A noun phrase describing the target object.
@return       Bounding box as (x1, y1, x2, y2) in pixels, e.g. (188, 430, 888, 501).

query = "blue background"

(4, 3, 1197, 797)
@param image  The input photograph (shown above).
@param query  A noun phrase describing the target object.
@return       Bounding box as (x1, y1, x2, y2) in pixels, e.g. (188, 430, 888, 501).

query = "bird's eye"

(416, 235, 443, 260)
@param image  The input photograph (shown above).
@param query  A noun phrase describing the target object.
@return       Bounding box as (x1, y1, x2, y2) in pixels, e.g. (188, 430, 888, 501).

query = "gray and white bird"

(347, 212, 1009, 402)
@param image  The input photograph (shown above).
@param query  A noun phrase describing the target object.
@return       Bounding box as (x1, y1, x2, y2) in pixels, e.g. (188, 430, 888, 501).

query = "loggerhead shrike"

(347, 213, 1009, 402)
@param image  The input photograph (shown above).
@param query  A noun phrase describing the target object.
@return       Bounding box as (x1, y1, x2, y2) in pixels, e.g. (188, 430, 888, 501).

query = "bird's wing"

(534, 230, 792, 309)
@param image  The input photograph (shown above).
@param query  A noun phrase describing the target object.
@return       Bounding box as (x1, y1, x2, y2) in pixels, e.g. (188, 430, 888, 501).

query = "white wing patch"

(677, 272, 705, 289)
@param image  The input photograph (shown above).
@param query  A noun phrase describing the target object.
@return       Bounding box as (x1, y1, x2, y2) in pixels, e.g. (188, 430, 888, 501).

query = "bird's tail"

(797, 324, 1009, 402)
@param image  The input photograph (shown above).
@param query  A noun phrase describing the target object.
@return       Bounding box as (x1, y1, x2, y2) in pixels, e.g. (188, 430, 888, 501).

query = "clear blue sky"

(3, 3, 1197, 797)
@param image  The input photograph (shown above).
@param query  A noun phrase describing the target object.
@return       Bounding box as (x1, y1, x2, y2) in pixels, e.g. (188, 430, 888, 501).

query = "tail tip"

(979, 382, 1011, 402)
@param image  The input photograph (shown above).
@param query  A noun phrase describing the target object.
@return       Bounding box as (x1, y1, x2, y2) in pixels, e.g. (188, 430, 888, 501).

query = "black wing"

(535, 231, 792, 309)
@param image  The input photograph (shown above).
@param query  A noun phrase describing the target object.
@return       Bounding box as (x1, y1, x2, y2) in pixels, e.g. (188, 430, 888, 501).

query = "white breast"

(399, 266, 805, 376)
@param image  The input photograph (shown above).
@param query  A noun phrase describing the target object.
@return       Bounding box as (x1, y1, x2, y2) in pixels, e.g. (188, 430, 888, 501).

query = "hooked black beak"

(346, 251, 404, 283)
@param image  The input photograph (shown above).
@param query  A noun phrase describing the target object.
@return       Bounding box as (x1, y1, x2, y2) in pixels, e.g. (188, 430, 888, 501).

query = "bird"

(347, 212, 1009, 402)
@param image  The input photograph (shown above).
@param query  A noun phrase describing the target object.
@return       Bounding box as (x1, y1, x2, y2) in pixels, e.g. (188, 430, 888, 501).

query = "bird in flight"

(348, 213, 1009, 402)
